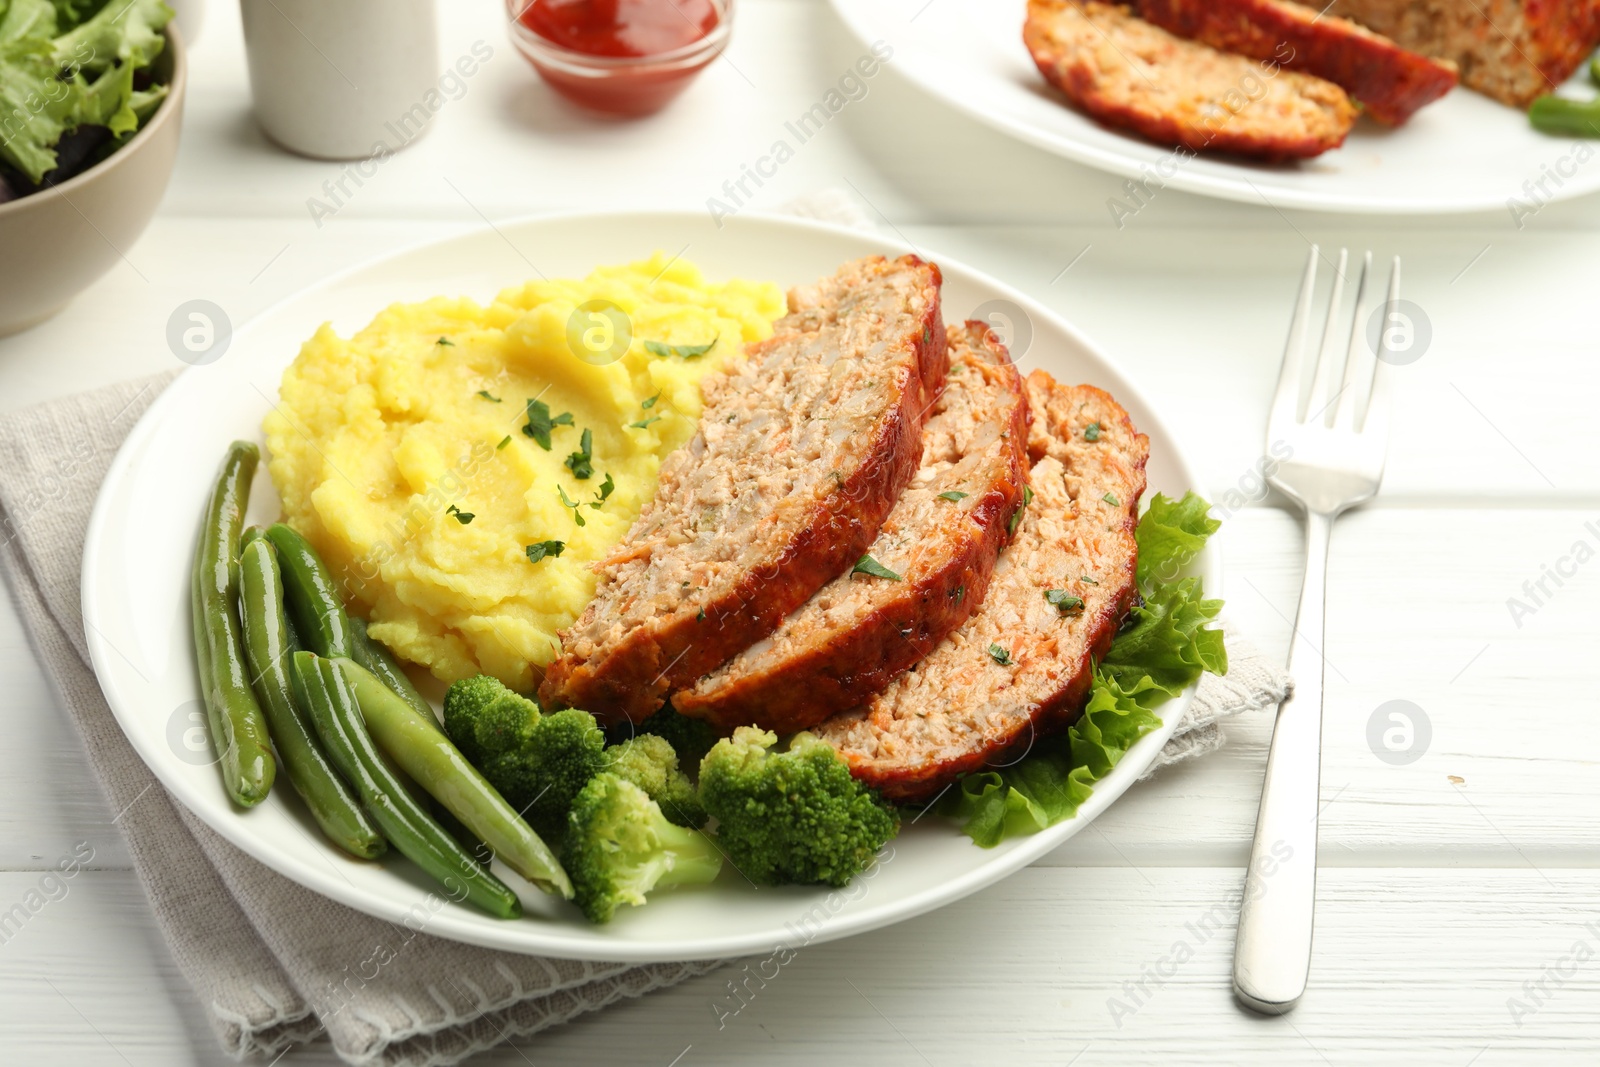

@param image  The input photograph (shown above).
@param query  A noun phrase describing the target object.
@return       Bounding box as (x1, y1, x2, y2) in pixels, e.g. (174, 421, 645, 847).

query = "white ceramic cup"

(240, 0, 440, 161)
(167, 0, 207, 45)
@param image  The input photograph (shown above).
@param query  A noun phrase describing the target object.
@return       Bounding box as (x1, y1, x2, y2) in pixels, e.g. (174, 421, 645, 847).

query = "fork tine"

(1269, 246, 1319, 435)
(1332, 251, 1374, 430)
(1360, 256, 1401, 435)
(1305, 247, 1349, 424)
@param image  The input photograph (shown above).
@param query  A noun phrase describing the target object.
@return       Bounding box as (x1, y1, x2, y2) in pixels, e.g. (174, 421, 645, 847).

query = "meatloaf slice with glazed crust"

(1322, 0, 1600, 108)
(1025, 0, 1358, 159)
(1135, 0, 1458, 125)
(812, 371, 1149, 803)
(539, 255, 948, 725)
(674, 321, 1031, 735)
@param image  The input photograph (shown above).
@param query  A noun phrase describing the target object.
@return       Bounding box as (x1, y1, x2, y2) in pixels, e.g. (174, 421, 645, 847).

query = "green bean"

(348, 616, 438, 730)
(192, 443, 275, 807)
(238, 539, 385, 859)
(290, 652, 522, 918)
(1591, 56, 1600, 88)
(265, 522, 354, 659)
(431, 801, 495, 869)
(334, 658, 573, 898)
(1529, 95, 1600, 138)
(263, 525, 430, 804)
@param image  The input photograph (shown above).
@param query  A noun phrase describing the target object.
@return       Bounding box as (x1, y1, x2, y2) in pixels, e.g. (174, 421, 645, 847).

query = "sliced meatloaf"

(1322, 0, 1600, 107)
(1024, 0, 1359, 160)
(812, 371, 1150, 803)
(1135, 0, 1458, 125)
(539, 255, 947, 725)
(674, 322, 1031, 735)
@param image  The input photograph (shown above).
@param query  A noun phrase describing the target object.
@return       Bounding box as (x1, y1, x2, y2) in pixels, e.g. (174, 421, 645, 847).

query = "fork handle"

(1233, 508, 1333, 1014)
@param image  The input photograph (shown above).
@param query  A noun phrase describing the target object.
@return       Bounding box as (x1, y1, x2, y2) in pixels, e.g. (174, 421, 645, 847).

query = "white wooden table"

(4, 1, 1598, 1063)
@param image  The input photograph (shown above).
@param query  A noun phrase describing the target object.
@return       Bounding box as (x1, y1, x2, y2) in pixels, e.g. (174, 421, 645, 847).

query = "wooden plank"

(1, 867, 1594, 1065)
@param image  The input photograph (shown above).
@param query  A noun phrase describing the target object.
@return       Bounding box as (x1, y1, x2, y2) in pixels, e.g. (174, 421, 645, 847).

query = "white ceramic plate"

(833, 0, 1598, 214)
(82, 211, 1219, 962)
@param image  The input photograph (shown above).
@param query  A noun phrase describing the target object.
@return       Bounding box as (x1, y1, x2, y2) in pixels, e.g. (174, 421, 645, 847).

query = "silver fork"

(1232, 247, 1399, 1015)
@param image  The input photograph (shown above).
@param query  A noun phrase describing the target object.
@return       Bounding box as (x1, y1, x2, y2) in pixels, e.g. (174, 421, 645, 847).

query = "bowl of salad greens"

(0, 0, 183, 335)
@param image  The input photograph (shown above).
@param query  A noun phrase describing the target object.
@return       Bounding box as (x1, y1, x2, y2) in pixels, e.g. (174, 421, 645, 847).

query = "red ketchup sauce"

(516, 0, 724, 115)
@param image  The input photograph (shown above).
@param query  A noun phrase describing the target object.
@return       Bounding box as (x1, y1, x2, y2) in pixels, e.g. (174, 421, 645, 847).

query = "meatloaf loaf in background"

(1135, 0, 1458, 125)
(813, 371, 1150, 803)
(1024, 0, 1359, 159)
(539, 255, 947, 724)
(674, 321, 1031, 736)
(1323, 0, 1600, 107)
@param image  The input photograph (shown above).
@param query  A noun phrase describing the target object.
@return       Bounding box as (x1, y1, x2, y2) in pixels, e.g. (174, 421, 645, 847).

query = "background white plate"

(81, 211, 1219, 962)
(833, 0, 1598, 214)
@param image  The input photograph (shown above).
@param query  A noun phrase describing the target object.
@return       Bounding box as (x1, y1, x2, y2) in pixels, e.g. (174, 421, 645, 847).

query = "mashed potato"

(264, 255, 785, 690)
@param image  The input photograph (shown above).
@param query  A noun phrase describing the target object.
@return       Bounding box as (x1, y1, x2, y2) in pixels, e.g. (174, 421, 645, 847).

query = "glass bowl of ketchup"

(508, 0, 732, 117)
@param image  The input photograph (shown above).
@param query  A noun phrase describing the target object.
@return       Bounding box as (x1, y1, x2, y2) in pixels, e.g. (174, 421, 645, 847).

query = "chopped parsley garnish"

(524, 540, 565, 563)
(937, 490, 969, 502)
(1009, 485, 1035, 535)
(987, 644, 1013, 666)
(1044, 589, 1085, 614)
(522, 398, 573, 450)
(446, 504, 474, 525)
(436, 337, 454, 346)
(477, 390, 501, 402)
(641, 392, 660, 409)
(1081, 575, 1098, 585)
(556, 485, 588, 527)
(952, 585, 965, 602)
(557, 473, 613, 526)
(496, 435, 512, 450)
(644, 336, 717, 359)
(1103, 492, 1120, 506)
(565, 427, 594, 479)
(1084, 421, 1101, 441)
(852, 554, 903, 581)
(696, 608, 706, 622)
(629, 415, 663, 430)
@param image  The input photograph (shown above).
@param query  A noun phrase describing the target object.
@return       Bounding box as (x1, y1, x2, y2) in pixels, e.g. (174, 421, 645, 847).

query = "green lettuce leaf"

(1135, 490, 1219, 588)
(0, 40, 84, 181)
(935, 491, 1227, 847)
(52, 0, 169, 74)
(1, 0, 59, 44)
(49, 0, 107, 32)
(0, 0, 169, 183)
(1099, 577, 1226, 700)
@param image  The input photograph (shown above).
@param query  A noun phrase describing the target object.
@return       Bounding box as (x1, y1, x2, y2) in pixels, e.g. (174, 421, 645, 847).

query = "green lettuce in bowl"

(0, 0, 174, 201)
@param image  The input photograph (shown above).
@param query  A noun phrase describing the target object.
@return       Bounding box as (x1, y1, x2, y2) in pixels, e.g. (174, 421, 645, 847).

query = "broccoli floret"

(699, 727, 899, 887)
(442, 675, 606, 842)
(604, 734, 708, 829)
(443, 674, 536, 768)
(633, 703, 719, 769)
(563, 773, 723, 923)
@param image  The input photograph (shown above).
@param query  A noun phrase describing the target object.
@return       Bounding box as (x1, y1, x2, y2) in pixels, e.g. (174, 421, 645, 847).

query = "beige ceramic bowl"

(0, 26, 187, 337)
